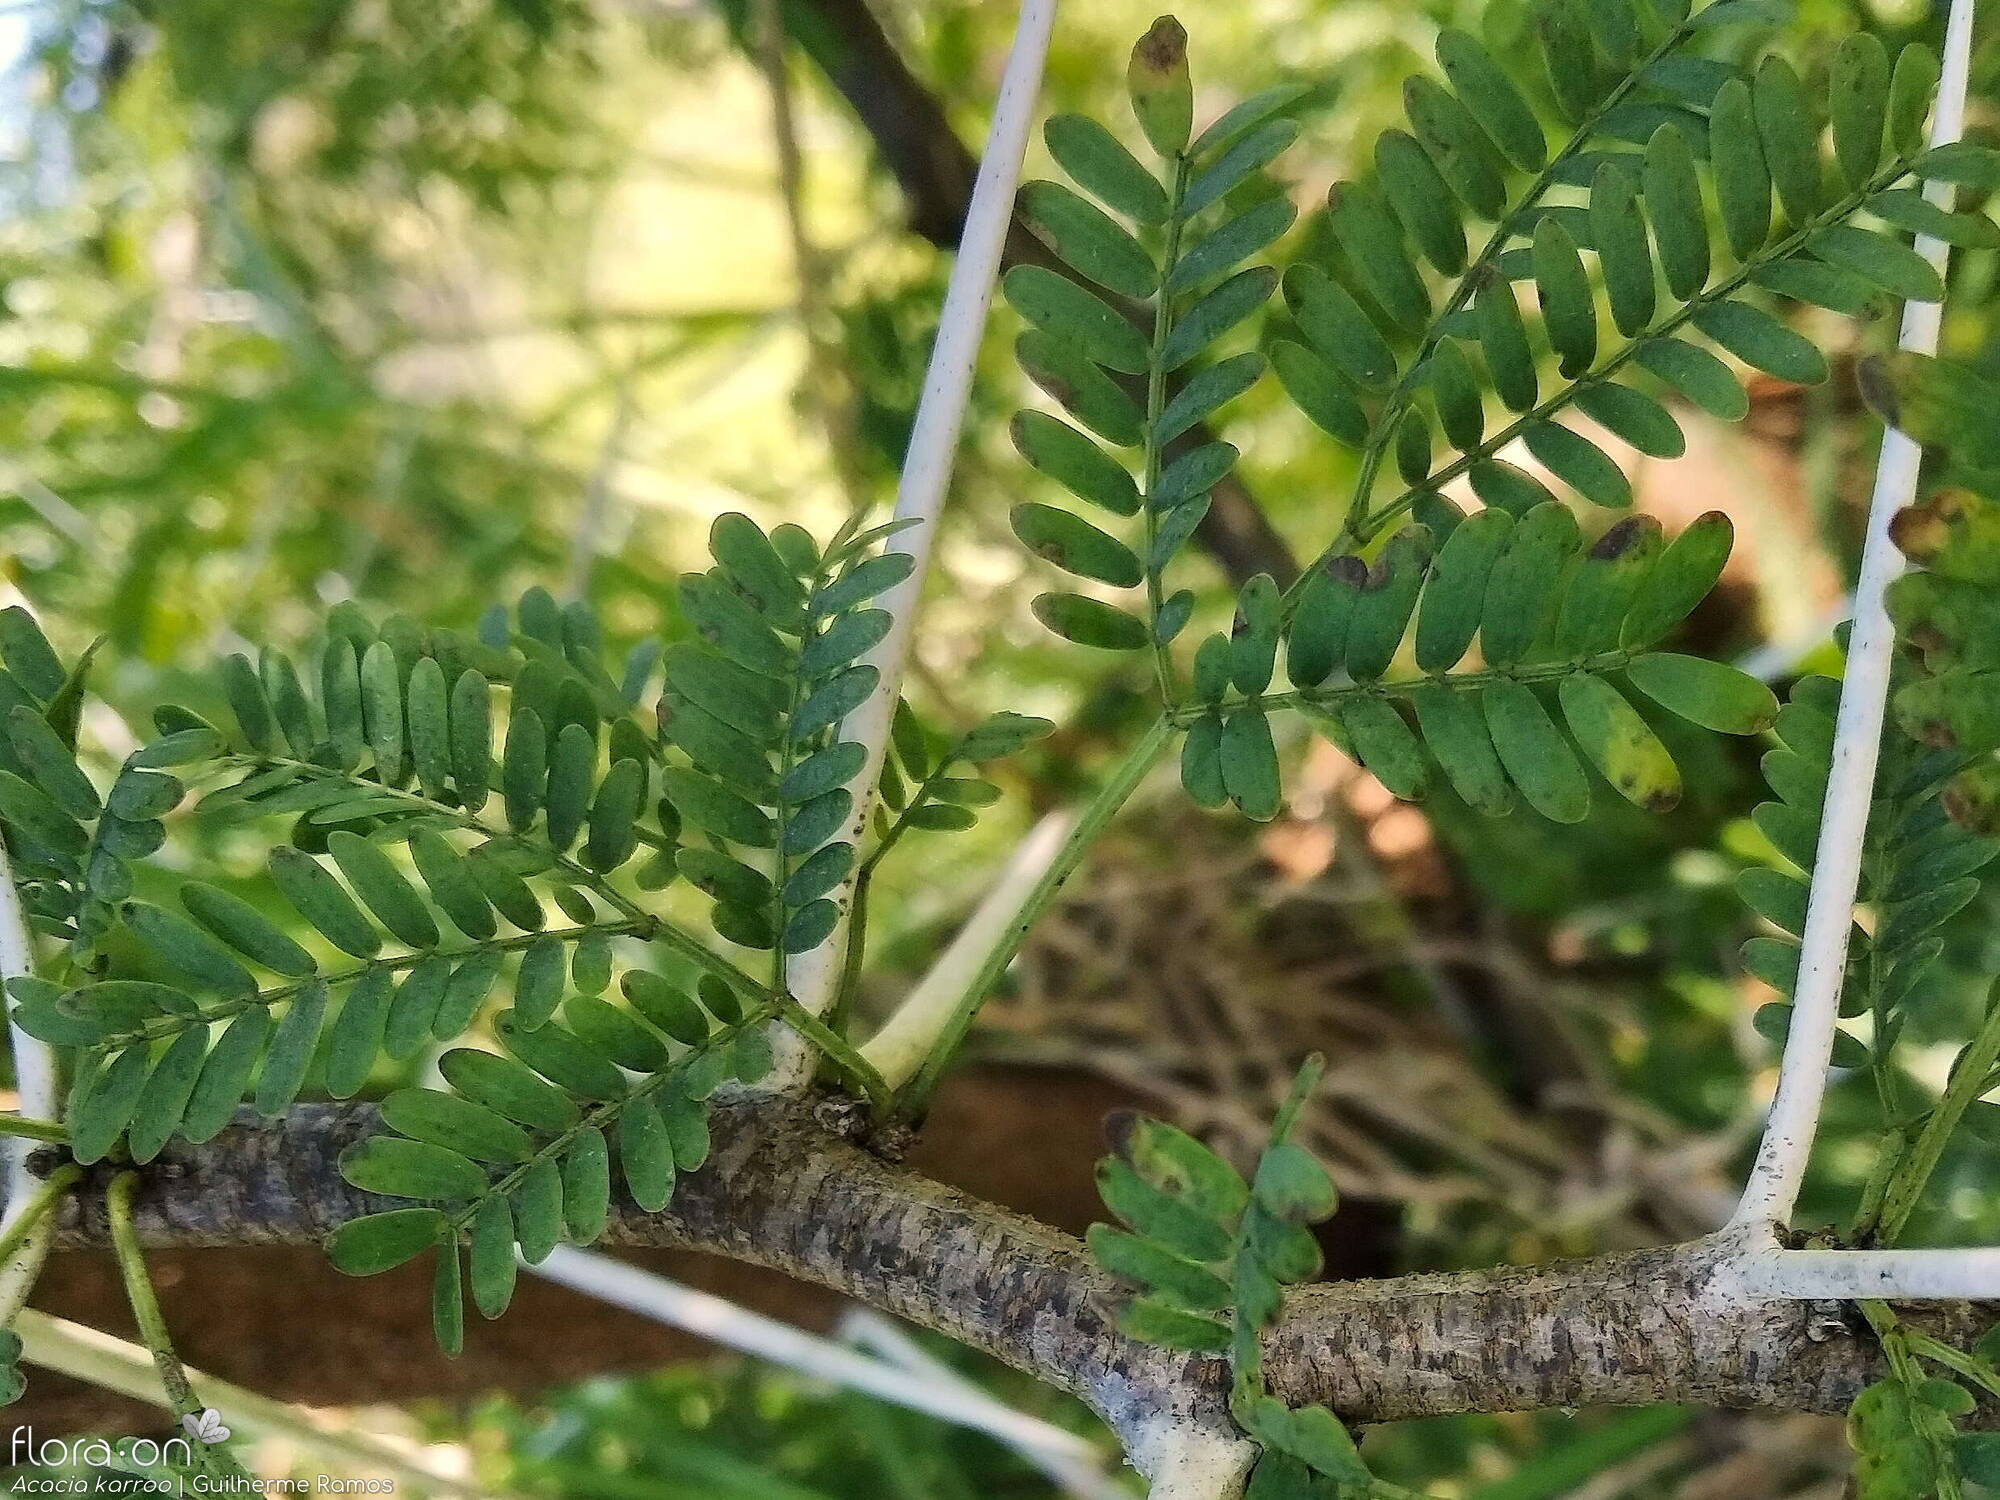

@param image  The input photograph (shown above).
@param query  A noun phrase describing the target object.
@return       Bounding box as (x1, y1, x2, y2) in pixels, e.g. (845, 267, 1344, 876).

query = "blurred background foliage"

(2, 0, 2000, 1494)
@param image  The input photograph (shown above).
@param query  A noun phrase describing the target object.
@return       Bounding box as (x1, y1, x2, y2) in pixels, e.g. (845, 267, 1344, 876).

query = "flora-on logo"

(181, 1408, 229, 1445)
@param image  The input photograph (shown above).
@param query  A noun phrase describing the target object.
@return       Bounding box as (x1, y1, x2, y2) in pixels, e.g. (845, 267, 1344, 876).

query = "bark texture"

(39, 1101, 1978, 1446)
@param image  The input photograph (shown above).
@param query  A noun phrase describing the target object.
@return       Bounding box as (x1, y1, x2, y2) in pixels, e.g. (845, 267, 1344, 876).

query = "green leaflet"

(1402, 76, 1505, 221)
(1270, 341, 1367, 447)
(439, 1047, 579, 1133)
(1344, 526, 1432, 681)
(1169, 198, 1297, 294)
(1033, 594, 1149, 651)
(1285, 557, 1365, 688)
(1327, 182, 1428, 332)
(543, 722, 597, 850)
(1003, 266, 1150, 374)
(1374, 130, 1465, 275)
(270, 846, 380, 959)
(1284, 267, 1394, 391)
(435, 949, 504, 1038)
(1415, 508, 1511, 672)
(342, 1135, 490, 1202)
(449, 670, 492, 810)
(385, 957, 449, 1059)
(1011, 504, 1142, 588)
(618, 1096, 677, 1212)
(1538, 0, 1606, 124)
(712, 512, 807, 627)
(1219, 708, 1281, 822)
(1183, 120, 1298, 217)
(382, 1088, 534, 1165)
(1643, 125, 1710, 301)
(1019, 180, 1157, 298)
(1575, 382, 1684, 459)
(1421, 340, 1485, 454)
(1752, 56, 1825, 228)
(1409, 684, 1513, 815)
(562, 1128, 612, 1243)
(1017, 331, 1143, 447)
(404, 657, 450, 801)
(1474, 273, 1538, 413)
(181, 1009, 271, 1143)
(1709, 77, 1771, 259)
(1043, 114, 1168, 225)
(1591, 162, 1655, 337)
(584, 758, 645, 872)
(1692, 302, 1828, 386)
(1341, 696, 1428, 800)
(1624, 516, 1736, 648)
(1523, 422, 1630, 510)
(1808, 225, 1944, 304)
(1160, 268, 1279, 371)
(1222, 576, 1278, 697)
(222, 654, 276, 753)
(324, 968, 392, 1098)
(1532, 216, 1596, 378)
(1556, 516, 1663, 656)
(124, 901, 256, 995)
(1012, 412, 1142, 516)
(1483, 680, 1591, 823)
(1626, 653, 1778, 734)
(1635, 338, 1749, 421)
(326, 1209, 444, 1277)
(512, 1158, 565, 1264)
(1559, 672, 1681, 811)
(1830, 33, 1890, 190)
(495, 1014, 626, 1100)
(126, 1027, 212, 1164)
(360, 641, 405, 784)
(469, 1197, 517, 1319)
(1481, 502, 1582, 667)
(327, 831, 437, 949)
(501, 707, 547, 833)
(181, 882, 315, 977)
(253, 980, 327, 1116)
(1433, 29, 1544, 171)
(5, 707, 96, 820)
(408, 831, 495, 941)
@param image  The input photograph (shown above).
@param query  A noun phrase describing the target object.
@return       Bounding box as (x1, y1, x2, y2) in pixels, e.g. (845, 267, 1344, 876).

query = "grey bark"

(39, 1102, 1975, 1452)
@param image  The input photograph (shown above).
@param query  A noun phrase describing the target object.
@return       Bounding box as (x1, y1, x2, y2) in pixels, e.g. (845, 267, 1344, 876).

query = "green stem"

(1868, 981, 2000, 1245)
(826, 863, 874, 1033)
(0, 1163, 80, 1273)
(773, 996, 889, 1107)
(0, 1116, 66, 1146)
(1141, 156, 1193, 706)
(1905, 1329, 2000, 1401)
(105, 1172, 200, 1419)
(895, 714, 1177, 1114)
